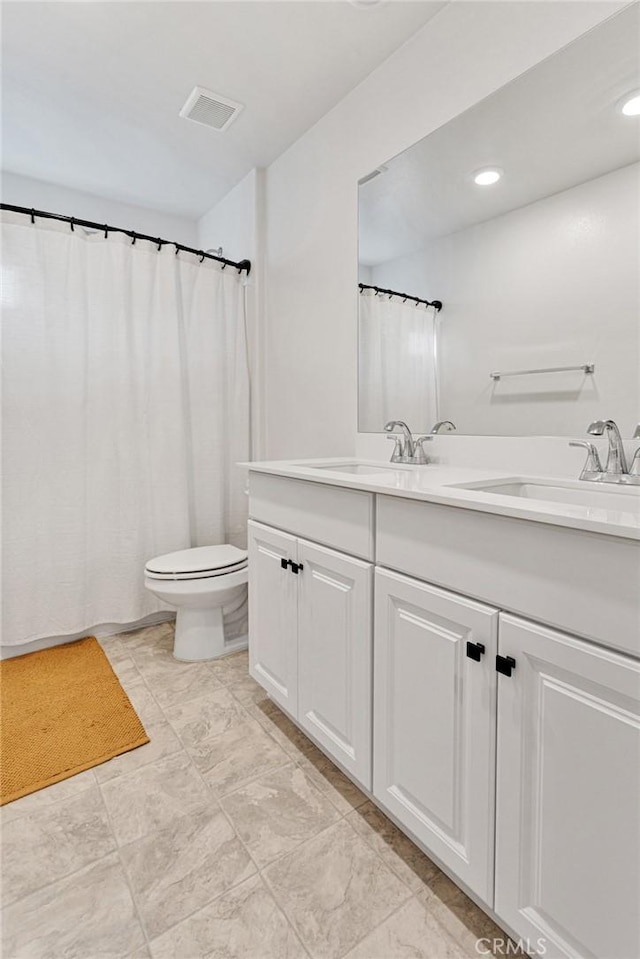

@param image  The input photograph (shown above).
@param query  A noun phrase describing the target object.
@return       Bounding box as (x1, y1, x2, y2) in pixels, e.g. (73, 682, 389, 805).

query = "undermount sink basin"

(299, 462, 399, 476)
(450, 479, 640, 513)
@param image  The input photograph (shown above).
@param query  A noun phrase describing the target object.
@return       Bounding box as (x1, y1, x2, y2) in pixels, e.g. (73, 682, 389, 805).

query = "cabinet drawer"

(249, 473, 374, 560)
(376, 494, 640, 656)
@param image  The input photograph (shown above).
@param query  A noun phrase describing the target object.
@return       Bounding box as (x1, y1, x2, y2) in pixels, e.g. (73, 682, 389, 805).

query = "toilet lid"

(145, 545, 248, 580)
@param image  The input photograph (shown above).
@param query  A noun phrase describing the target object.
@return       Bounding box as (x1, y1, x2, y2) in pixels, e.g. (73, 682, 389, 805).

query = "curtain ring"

(30, 209, 35, 224)
(156, 238, 162, 251)
(174, 244, 180, 256)
(69, 217, 75, 232)
(221, 262, 227, 270)
(131, 234, 136, 245)
(199, 252, 205, 263)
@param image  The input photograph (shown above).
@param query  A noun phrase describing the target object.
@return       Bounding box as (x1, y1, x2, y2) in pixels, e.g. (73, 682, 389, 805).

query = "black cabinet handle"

(496, 655, 516, 677)
(280, 558, 304, 574)
(466, 641, 485, 661)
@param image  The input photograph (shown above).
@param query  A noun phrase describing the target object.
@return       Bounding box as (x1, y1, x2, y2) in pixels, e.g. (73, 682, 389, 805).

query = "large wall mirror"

(358, 6, 640, 436)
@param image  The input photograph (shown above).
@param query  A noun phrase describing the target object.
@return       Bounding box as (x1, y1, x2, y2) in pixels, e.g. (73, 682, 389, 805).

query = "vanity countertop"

(244, 458, 640, 541)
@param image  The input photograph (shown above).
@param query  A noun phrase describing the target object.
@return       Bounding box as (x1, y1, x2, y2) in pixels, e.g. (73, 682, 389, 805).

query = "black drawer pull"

(496, 655, 516, 677)
(280, 558, 289, 570)
(466, 641, 485, 661)
(290, 562, 304, 574)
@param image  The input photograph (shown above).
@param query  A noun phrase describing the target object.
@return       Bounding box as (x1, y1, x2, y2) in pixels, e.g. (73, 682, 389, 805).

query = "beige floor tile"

(1, 786, 115, 907)
(136, 657, 225, 710)
(100, 751, 213, 846)
(348, 801, 441, 894)
(297, 748, 368, 816)
(149, 874, 307, 959)
(120, 622, 175, 651)
(163, 687, 248, 748)
(93, 720, 183, 783)
(247, 699, 318, 762)
(343, 897, 467, 959)
(190, 720, 290, 797)
(221, 764, 340, 867)
(227, 675, 270, 707)
(123, 679, 166, 727)
(418, 875, 512, 957)
(99, 634, 126, 657)
(263, 819, 411, 959)
(2, 853, 146, 959)
(208, 650, 250, 687)
(121, 805, 255, 940)
(108, 654, 142, 686)
(0, 768, 96, 825)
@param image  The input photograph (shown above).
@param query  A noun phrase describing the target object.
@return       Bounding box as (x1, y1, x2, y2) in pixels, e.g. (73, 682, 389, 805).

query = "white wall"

(197, 170, 257, 263)
(370, 163, 640, 437)
(262, 0, 625, 461)
(1, 171, 198, 247)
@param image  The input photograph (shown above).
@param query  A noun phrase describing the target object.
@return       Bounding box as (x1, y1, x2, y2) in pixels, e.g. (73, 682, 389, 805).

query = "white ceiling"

(359, 3, 640, 265)
(1, 0, 445, 218)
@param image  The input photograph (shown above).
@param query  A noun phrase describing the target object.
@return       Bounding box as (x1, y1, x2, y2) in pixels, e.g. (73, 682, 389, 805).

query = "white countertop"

(244, 458, 640, 541)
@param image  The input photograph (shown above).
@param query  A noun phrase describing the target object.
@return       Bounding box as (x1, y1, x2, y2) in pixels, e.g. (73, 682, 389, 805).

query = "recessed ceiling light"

(473, 168, 502, 186)
(621, 93, 640, 117)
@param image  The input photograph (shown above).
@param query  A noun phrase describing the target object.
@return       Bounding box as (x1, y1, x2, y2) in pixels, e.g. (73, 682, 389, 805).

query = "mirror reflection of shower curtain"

(358, 289, 439, 432)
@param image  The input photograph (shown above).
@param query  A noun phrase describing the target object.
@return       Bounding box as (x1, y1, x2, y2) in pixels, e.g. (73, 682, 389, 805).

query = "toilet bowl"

(144, 545, 248, 662)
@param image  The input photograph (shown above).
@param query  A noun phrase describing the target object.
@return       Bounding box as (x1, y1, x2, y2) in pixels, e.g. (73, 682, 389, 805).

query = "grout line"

(154, 701, 312, 957)
(111, 637, 394, 953)
(95, 775, 152, 954)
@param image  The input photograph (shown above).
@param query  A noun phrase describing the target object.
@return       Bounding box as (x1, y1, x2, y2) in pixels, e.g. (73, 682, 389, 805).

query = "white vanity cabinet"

(248, 521, 299, 715)
(248, 467, 640, 959)
(373, 568, 499, 904)
(495, 614, 640, 959)
(297, 539, 372, 786)
(248, 517, 373, 789)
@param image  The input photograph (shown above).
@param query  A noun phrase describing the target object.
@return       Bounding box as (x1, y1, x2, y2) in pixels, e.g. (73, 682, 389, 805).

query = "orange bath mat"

(0, 636, 149, 805)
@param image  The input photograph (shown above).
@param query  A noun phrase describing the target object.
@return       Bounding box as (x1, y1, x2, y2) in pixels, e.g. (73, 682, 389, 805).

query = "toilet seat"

(145, 545, 248, 581)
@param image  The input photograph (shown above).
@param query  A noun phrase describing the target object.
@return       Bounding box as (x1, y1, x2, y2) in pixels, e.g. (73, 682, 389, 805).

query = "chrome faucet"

(630, 425, 640, 479)
(569, 441, 602, 482)
(384, 420, 432, 465)
(587, 419, 628, 476)
(571, 419, 638, 485)
(430, 420, 456, 434)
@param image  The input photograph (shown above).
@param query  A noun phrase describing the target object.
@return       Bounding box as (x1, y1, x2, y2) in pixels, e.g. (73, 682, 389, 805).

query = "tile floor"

(1, 623, 511, 959)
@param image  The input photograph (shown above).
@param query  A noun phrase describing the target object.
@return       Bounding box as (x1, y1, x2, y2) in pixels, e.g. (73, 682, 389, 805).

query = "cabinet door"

(373, 568, 498, 903)
(495, 614, 640, 959)
(248, 521, 298, 715)
(297, 539, 372, 789)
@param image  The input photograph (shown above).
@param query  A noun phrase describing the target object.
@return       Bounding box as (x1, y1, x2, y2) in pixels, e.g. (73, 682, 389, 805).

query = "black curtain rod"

(0, 203, 251, 275)
(359, 282, 442, 312)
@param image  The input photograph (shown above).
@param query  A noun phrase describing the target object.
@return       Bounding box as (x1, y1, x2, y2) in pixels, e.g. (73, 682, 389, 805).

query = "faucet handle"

(569, 440, 603, 480)
(386, 434, 404, 463)
(412, 435, 433, 465)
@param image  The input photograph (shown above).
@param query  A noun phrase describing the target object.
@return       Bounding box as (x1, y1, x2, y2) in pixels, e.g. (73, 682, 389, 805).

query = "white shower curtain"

(1, 214, 249, 646)
(358, 289, 439, 432)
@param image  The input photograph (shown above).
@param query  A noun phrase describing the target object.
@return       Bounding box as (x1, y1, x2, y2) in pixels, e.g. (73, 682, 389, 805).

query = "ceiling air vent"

(179, 87, 244, 132)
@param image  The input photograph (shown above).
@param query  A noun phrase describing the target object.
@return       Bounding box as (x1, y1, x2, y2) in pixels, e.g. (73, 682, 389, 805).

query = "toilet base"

(173, 607, 246, 662)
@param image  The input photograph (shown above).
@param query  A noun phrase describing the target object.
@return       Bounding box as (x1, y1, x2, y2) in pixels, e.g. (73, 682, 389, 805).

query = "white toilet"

(144, 545, 248, 662)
